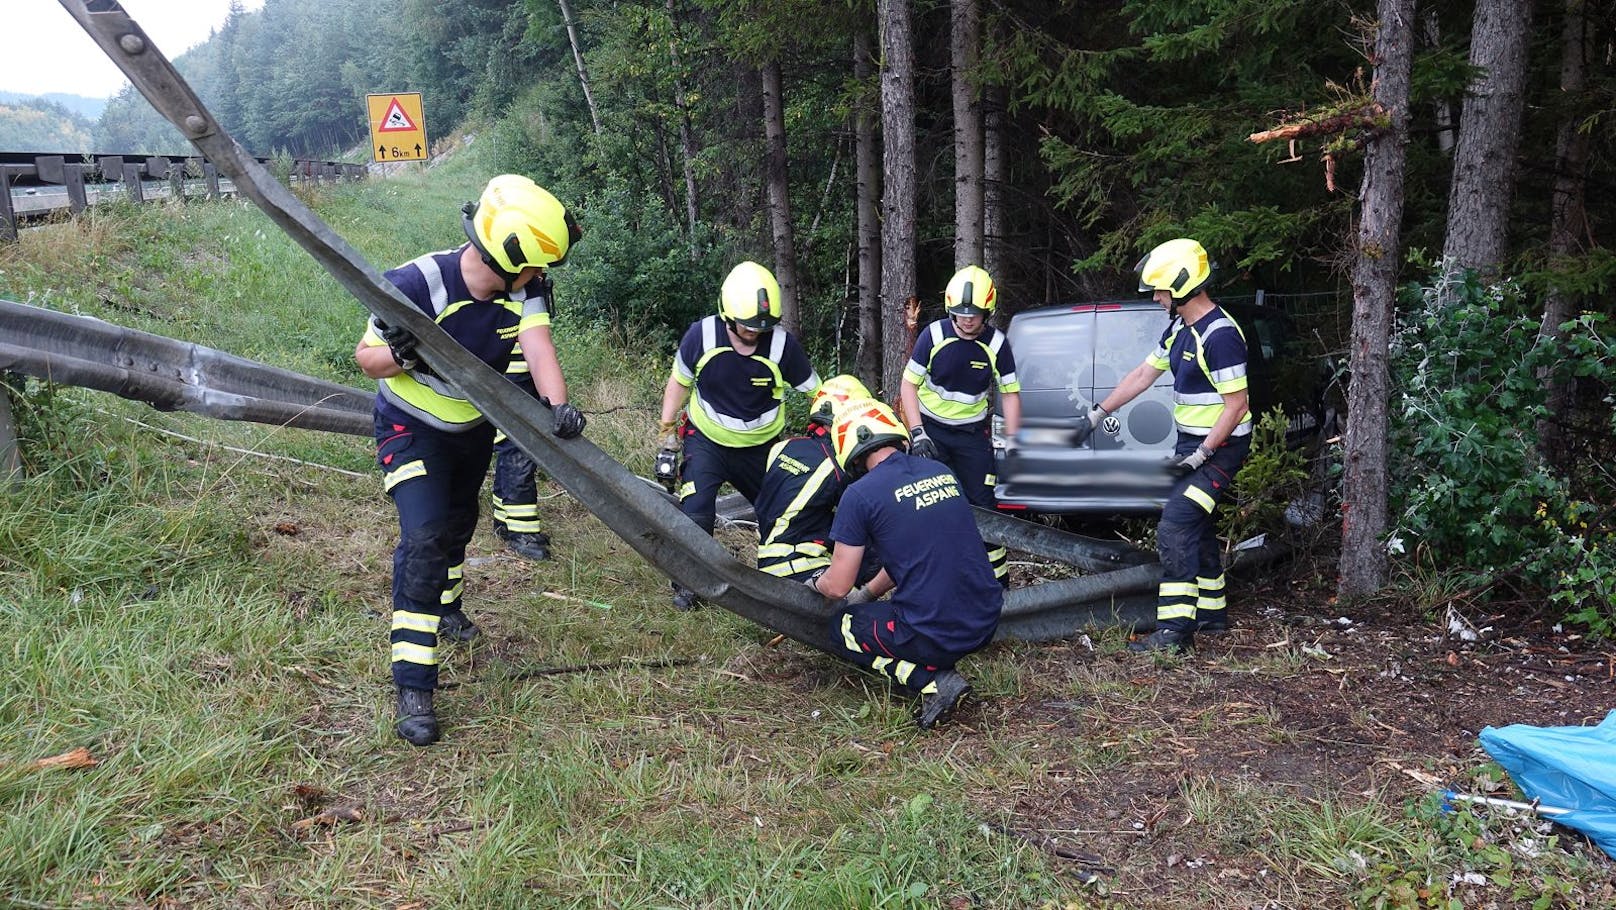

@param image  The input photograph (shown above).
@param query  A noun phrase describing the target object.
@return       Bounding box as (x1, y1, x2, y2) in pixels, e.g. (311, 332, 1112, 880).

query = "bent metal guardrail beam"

(55, 0, 1288, 647)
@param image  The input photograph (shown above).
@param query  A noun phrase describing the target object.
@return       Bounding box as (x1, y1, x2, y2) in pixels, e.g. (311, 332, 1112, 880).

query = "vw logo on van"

(1101, 414, 1121, 436)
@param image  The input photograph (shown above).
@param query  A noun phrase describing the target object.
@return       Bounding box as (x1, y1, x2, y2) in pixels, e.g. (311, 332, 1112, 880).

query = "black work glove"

(376, 319, 436, 377)
(549, 400, 587, 439)
(1162, 444, 1213, 478)
(909, 427, 940, 461)
(1070, 406, 1107, 447)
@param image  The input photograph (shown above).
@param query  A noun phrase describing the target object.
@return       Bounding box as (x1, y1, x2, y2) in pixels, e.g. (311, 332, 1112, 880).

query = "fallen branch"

(30, 747, 97, 771)
(497, 657, 695, 683)
(1249, 104, 1386, 144)
(291, 804, 364, 832)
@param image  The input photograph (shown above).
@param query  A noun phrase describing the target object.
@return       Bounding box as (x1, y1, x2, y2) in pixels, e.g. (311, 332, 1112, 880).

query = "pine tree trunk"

(761, 62, 801, 336)
(1339, 0, 1415, 600)
(555, 0, 602, 136)
(1443, 0, 1533, 274)
(879, 0, 918, 397)
(951, 0, 984, 268)
(983, 82, 1005, 325)
(855, 29, 884, 387)
(1538, 0, 1593, 466)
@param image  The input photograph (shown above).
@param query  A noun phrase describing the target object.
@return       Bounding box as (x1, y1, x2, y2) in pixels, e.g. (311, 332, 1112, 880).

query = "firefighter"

(656, 261, 820, 611)
(898, 265, 1021, 587)
(1070, 237, 1251, 653)
(754, 374, 873, 585)
(490, 338, 555, 561)
(355, 174, 586, 746)
(811, 398, 1003, 729)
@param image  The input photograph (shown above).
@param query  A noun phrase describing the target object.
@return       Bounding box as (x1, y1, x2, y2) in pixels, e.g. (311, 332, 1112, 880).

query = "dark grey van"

(992, 297, 1323, 516)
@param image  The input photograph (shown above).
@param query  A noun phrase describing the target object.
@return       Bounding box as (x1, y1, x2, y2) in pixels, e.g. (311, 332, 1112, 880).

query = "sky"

(2, 1, 266, 100)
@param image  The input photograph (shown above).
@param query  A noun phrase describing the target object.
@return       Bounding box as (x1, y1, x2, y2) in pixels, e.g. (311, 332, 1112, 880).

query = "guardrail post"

(167, 161, 186, 202)
(122, 162, 145, 202)
(0, 169, 16, 242)
(0, 372, 21, 481)
(64, 165, 88, 213)
(203, 162, 220, 199)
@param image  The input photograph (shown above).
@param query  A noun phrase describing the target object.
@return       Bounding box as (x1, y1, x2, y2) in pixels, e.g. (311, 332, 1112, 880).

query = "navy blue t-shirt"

(829, 451, 1002, 652)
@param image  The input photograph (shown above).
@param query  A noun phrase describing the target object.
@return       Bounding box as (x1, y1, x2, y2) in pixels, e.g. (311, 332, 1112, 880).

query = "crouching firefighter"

(355, 174, 586, 746)
(1069, 238, 1251, 654)
(754, 374, 880, 588)
(810, 398, 1003, 729)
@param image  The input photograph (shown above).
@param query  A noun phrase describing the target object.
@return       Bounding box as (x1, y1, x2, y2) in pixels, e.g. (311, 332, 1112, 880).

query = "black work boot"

(439, 609, 480, 643)
(496, 524, 553, 561)
(1127, 627, 1195, 654)
(916, 670, 972, 730)
(395, 686, 440, 746)
(1196, 610, 1230, 634)
(670, 582, 702, 612)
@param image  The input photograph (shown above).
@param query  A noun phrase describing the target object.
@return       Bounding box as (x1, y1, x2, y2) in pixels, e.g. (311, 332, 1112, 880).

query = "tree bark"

(666, 0, 700, 258)
(879, 0, 918, 397)
(1339, 0, 1415, 601)
(983, 81, 1005, 320)
(855, 28, 883, 386)
(555, 0, 603, 136)
(951, 0, 984, 268)
(761, 62, 801, 336)
(1538, 0, 1593, 465)
(1443, 0, 1534, 275)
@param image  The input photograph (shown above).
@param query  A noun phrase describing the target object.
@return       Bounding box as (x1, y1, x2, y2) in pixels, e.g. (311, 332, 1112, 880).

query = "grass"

(1, 153, 1611, 908)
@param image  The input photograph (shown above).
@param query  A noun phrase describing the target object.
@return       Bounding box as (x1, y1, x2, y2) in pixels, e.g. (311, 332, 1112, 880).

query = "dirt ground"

(948, 554, 1616, 907)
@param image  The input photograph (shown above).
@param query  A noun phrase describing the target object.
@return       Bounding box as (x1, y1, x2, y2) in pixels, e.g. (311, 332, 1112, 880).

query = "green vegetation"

(0, 98, 94, 152)
(1389, 270, 1616, 628)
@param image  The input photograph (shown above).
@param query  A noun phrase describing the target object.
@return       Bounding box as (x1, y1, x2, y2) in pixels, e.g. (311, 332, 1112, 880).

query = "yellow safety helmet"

(831, 397, 910, 476)
(462, 174, 581, 283)
(1135, 238, 1212, 301)
(809, 374, 873, 427)
(945, 265, 997, 317)
(719, 261, 783, 331)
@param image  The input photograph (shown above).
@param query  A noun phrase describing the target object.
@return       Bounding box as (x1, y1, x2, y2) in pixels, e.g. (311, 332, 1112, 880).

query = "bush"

(1389, 268, 1616, 632)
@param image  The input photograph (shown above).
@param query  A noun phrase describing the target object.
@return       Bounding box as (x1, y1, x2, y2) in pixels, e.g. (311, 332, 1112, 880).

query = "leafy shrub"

(1389, 269, 1616, 631)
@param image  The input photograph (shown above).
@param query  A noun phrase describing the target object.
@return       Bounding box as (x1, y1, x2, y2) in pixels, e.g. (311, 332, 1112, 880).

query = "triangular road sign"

(377, 98, 417, 133)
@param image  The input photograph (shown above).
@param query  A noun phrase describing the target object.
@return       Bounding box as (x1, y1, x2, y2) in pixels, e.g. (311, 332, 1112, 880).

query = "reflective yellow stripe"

(1157, 600, 1197, 621)
(839, 614, 859, 652)
(1159, 581, 1199, 598)
(1197, 575, 1225, 592)
(1183, 484, 1216, 513)
(391, 610, 441, 634)
(759, 556, 831, 577)
(391, 641, 438, 665)
(893, 661, 917, 685)
(1197, 592, 1227, 610)
(383, 460, 427, 492)
(677, 480, 695, 501)
(379, 373, 484, 430)
(871, 657, 893, 674)
(758, 541, 830, 559)
(440, 581, 463, 604)
(919, 678, 939, 695)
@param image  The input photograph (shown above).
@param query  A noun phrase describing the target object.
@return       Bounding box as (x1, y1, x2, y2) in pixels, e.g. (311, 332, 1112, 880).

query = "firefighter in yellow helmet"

(1070, 237, 1251, 653)
(754, 374, 878, 585)
(898, 265, 1021, 586)
(656, 261, 820, 610)
(809, 397, 1002, 728)
(355, 174, 585, 746)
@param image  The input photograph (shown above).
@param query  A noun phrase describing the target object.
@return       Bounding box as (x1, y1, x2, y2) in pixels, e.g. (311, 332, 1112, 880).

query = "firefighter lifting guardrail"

(20, 0, 1288, 651)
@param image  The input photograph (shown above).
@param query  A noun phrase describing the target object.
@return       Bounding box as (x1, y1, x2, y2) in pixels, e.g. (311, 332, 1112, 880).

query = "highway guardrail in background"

(0, 150, 366, 241)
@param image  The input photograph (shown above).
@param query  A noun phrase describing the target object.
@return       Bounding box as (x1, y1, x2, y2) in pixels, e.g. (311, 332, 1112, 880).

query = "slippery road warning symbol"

(366, 93, 428, 162)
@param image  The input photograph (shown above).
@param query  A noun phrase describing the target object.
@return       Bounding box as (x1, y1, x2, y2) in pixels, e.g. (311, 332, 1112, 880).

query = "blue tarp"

(1479, 711, 1616, 860)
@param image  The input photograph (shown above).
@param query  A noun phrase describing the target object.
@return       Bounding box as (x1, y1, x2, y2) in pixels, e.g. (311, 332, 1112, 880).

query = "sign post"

(366, 93, 428, 163)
